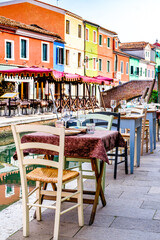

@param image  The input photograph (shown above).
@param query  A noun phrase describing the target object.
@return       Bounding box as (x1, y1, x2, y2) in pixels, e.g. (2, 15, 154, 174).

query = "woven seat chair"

(11, 124, 84, 240)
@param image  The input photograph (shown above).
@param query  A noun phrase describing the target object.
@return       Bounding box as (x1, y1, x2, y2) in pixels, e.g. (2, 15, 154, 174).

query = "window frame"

(5, 39, 14, 60)
(78, 24, 82, 38)
(93, 57, 97, 70)
(115, 40, 118, 49)
(107, 60, 110, 73)
(20, 37, 29, 60)
(41, 42, 49, 63)
(120, 61, 124, 74)
(99, 58, 102, 71)
(57, 46, 64, 65)
(78, 52, 82, 68)
(126, 62, 129, 75)
(65, 49, 70, 66)
(107, 37, 110, 48)
(85, 55, 89, 69)
(86, 28, 89, 41)
(99, 34, 102, 46)
(93, 30, 97, 44)
(66, 19, 70, 35)
(131, 65, 134, 75)
(148, 69, 150, 78)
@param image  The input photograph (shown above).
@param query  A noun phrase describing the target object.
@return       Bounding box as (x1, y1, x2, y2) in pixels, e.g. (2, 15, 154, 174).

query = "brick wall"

(101, 80, 155, 108)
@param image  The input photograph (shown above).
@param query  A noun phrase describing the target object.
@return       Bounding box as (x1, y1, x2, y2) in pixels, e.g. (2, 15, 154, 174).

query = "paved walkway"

(7, 142, 160, 240)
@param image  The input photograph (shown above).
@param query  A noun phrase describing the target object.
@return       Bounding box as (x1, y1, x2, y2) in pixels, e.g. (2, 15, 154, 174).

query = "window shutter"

(56, 47, 59, 64)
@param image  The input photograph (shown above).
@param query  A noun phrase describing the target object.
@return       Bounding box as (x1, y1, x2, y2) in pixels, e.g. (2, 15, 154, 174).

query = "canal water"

(0, 143, 37, 211)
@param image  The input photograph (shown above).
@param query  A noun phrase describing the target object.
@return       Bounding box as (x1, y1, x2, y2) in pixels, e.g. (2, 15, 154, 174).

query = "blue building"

(54, 41, 65, 72)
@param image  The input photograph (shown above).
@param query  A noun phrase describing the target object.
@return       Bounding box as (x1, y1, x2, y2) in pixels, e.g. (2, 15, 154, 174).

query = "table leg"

(149, 115, 153, 153)
(137, 121, 142, 167)
(89, 159, 106, 225)
(129, 122, 135, 174)
(153, 117, 156, 149)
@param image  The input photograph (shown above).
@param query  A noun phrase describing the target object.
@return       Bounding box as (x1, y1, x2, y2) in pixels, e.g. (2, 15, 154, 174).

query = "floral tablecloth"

(15, 130, 126, 164)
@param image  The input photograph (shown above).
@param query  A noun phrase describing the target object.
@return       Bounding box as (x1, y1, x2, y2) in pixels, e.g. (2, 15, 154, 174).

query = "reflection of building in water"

(0, 144, 17, 165)
(0, 166, 35, 210)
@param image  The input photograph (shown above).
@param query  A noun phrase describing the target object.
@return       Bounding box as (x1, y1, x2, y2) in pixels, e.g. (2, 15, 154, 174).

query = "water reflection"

(0, 144, 35, 211)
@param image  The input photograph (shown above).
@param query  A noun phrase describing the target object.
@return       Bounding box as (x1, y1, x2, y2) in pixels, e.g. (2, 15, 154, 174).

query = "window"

(85, 56, 89, 69)
(99, 59, 102, 71)
(42, 42, 49, 62)
(114, 55, 118, 71)
(93, 58, 97, 70)
(136, 67, 139, 76)
(65, 49, 70, 66)
(148, 69, 150, 78)
(66, 20, 70, 34)
(20, 38, 29, 59)
(99, 35, 102, 46)
(5, 40, 14, 59)
(78, 52, 81, 67)
(140, 67, 142, 76)
(93, 31, 97, 43)
(57, 47, 64, 64)
(78, 24, 82, 38)
(145, 69, 147, 77)
(121, 61, 124, 73)
(131, 66, 134, 75)
(126, 62, 128, 74)
(86, 28, 89, 41)
(152, 70, 154, 78)
(115, 40, 118, 49)
(107, 38, 110, 48)
(107, 61, 110, 72)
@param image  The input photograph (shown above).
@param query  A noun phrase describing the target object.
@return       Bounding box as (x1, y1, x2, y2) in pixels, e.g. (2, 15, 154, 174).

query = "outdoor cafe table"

(116, 114, 143, 174)
(20, 129, 126, 225)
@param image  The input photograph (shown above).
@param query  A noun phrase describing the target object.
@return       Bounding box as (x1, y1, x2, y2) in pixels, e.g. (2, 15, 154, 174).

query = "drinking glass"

(61, 109, 70, 128)
(77, 109, 86, 127)
(120, 100, 127, 112)
(110, 100, 116, 112)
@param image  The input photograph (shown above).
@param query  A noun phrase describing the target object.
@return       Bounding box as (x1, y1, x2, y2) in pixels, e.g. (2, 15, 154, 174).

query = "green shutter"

(6, 42, 11, 59)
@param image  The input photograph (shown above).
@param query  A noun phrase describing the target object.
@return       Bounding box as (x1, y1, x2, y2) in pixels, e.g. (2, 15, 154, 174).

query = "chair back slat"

(20, 142, 60, 153)
(11, 124, 65, 170)
(23, 158, 59, 168)
(15, 124, 62, 135)
(85, 113, 113, 130)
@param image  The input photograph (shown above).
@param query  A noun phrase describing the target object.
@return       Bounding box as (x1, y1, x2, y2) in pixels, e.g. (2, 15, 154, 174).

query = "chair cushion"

(27, 167, 79, 183)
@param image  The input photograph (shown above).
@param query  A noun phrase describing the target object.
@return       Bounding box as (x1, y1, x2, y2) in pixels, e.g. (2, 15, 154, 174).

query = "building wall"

(129, 58, 139, 80)
(98, 29, 114, 78)
(147, 63, 155, 80)
(64, 14, 84, 75)
(114, 53, 129, 82)
(0, 1, 65, 39)
(85, 23, 98, 77)
(53, 41, 64, 72)
(0, 31, 53, 68)
(139, 61, 148, 80)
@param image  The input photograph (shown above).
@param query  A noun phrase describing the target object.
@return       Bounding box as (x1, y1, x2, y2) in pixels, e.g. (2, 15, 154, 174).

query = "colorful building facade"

(98, 27, 117, 78)
(84, 21, 98, 77)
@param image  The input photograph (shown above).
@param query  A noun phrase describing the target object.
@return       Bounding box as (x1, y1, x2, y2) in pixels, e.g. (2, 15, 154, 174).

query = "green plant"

(149, 90, 158, 103)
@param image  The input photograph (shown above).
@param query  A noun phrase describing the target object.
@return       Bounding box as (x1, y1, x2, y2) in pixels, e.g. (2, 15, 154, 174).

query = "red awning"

(0, 67, 53, 77)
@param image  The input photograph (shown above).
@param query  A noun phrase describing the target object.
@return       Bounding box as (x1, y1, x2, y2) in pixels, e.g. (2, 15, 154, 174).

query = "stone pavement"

(7, 142, 160, 240)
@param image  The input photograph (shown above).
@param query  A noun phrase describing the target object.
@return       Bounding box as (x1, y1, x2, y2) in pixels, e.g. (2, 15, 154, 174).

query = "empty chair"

(11, 124, 84, 240)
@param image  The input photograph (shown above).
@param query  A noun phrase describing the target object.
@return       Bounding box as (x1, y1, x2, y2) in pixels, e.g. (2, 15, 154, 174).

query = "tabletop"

(19, 130, 126, 164)
(120, 114, 144, 120)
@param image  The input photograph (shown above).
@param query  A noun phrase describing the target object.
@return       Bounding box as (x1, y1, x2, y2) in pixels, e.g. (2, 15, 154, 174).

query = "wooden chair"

(66, 113, 113, 191)
(91, 112, 128, 179)
(11, 124, 84, 240)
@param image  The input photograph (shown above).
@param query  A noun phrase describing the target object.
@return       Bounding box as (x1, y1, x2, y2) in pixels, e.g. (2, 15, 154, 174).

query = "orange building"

(113, 37, 130, 83)
(0, 0, 65, 39)
(0, 16, 62, 69)
(98, 27, 117, 79)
